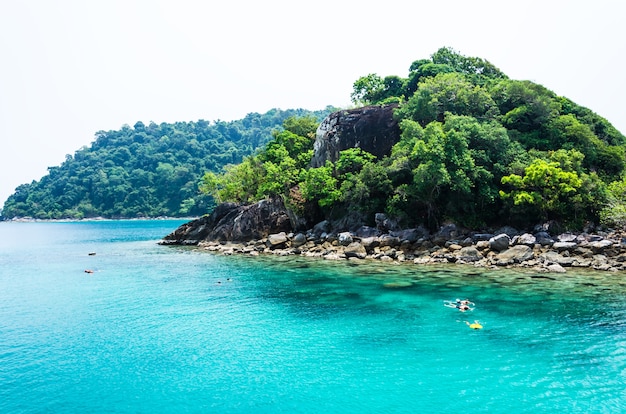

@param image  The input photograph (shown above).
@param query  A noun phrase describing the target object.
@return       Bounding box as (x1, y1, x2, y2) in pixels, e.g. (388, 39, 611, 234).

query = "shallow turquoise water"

(1, 220, 625, 413)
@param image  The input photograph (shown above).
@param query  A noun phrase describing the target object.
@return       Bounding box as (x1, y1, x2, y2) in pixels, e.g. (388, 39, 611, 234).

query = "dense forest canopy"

(1, 108, 333, 219)
(202, 47, 626, 231)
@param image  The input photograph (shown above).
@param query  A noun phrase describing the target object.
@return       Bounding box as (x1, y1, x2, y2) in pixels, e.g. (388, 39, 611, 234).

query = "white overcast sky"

(1, 0, 625, 206)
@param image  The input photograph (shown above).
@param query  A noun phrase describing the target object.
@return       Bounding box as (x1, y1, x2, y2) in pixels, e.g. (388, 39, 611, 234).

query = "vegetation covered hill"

(1, 108, 333, 219)
(202, 47, 626, 231)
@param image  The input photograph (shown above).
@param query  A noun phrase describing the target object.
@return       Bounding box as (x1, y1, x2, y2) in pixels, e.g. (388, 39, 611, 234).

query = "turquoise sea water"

(1, 220, 625, 413)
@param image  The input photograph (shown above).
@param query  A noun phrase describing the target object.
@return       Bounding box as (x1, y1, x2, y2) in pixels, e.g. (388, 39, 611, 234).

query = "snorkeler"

(457, 304, 472, 312)
(465, 320, 483, 329)
(444, 298, 475, 312)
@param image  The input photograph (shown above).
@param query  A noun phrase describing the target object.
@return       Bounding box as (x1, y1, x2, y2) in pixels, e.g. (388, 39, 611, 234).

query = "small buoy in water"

(84, 269, 94, 274)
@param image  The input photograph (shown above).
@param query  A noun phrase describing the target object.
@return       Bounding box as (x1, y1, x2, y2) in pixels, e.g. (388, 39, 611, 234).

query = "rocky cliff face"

(160, 197, 292, 244)
(310, 104, 401, 167)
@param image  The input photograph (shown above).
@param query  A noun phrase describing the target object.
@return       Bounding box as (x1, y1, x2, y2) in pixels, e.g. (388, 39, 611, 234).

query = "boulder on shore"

(495, 245, 534, 265)
(161, 196, 292, 244)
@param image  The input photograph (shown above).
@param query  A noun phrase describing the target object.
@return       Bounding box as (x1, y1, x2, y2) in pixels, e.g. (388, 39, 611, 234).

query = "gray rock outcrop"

(310, 104, 401, 168)
(161, 196, 292, 244)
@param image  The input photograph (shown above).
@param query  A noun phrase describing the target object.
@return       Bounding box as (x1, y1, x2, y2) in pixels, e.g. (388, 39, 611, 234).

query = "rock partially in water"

(161, 196, 291, 244)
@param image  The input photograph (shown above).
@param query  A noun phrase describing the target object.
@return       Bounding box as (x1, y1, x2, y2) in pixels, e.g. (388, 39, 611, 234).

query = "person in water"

(455, 299, 475, 311)
(457, 304, 471, 312)
(444, 300, 474, 312)
(465, 320, 483, 329)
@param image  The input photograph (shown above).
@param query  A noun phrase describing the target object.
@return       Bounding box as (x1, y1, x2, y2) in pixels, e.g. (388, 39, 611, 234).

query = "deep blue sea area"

(1, 220, 625, 413)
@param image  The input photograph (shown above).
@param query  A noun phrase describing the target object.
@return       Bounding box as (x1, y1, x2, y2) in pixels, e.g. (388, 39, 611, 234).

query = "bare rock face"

(310, 104, 401, 168)
(159, 202, 239, 245)
(161, 197, 292, 244)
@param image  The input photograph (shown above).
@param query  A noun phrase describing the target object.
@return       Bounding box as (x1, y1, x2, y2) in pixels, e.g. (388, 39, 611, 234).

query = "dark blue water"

(1, 220, 625, 413)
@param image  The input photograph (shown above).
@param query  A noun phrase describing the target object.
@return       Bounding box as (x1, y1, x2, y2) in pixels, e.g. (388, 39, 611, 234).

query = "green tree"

(396, 73, 499, 126)
(340, 160, 392, 217)
(600, 177, 626, 228)
(351, 73, 384, 105)
(299, 161, 340, 208)
(500, 157, 583, 221)
(199, 156, 264, 204)
(335, 148, 376, 178)
(431, 47, 507, 80)
(404, 62, 454, 96)
(490, 79, 560, 137)
(2, 108, 332, 219)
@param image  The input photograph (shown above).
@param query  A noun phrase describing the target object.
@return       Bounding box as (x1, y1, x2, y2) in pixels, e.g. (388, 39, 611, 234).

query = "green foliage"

(350, 74, 408, 106)
(558, 96, 626, 146)
(339, 156, 392, 216)
(386, 118, 486, 226)
(351, 74, 385, 106)
(600, 177, 626, 228)
(500, 151, 587, 222)
(396, 73, 500, 126)
(430, 47, 507, 80)
(16, 46, 623, 232)
(198, 47, 623, 231)
(199, 156, 264, 204)
(200, 115, 320, 207)
(281, 115, 319, 140)
(299, 161, 341, 208)
(335, 148, 376, 178)
(491, 80, 560, 134)
(544, 115, 625, 178)
(2, 108, 333, 219)
(404, 63, 454, 96)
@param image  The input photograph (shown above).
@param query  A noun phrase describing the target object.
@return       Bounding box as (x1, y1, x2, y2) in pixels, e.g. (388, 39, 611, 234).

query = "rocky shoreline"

(165, 219, 626, 273)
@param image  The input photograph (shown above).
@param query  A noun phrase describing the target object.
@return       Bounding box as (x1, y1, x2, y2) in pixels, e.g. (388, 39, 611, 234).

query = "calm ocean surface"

(1, 220, 625, 413)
